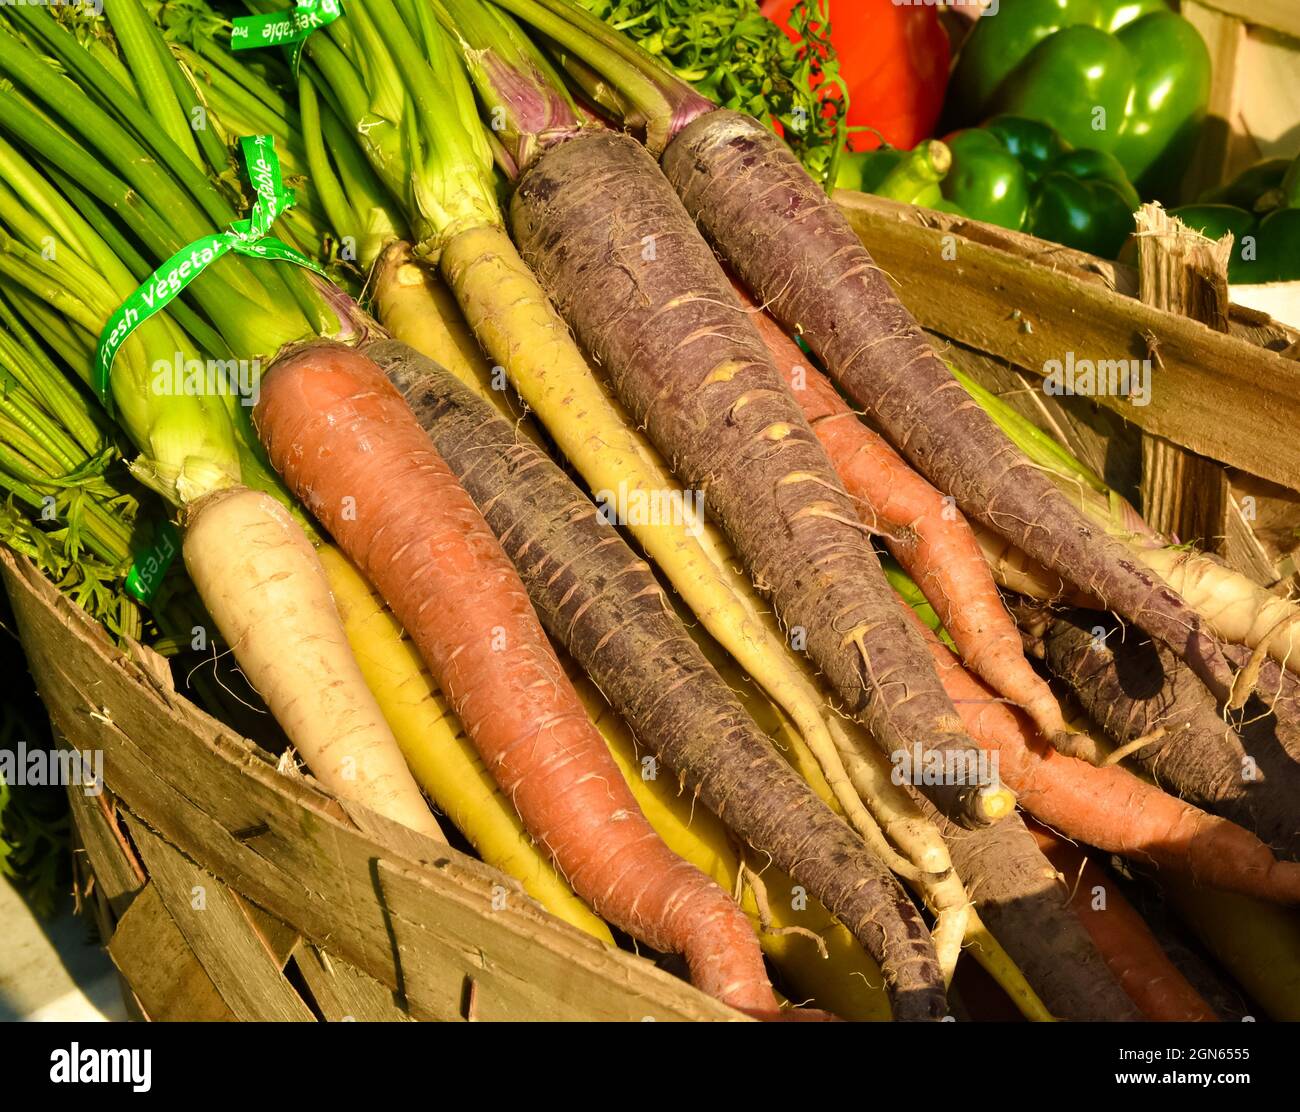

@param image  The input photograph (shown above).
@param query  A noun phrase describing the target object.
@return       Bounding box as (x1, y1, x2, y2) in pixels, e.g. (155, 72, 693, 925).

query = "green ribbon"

(125, 520, 180, 605)
(93, 135, 327, 412)
(230, 0, 342, 72)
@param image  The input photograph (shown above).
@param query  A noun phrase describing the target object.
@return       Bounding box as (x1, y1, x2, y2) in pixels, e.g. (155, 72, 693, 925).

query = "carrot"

(949, 362, 1300, 679)
(368, 337, 947, 1019)
(1034, 608, 1300, 861)
(1029, 824, 1219, 1022)
(740, 281, 1074, 747)
(253, 340, 779, 1017)
(1166, 882, 1300, 1022)
(1138, 545, 1300, 679)
(318, 546, 612, 942)
(916, 799, 1140, 1021)
(972, 522, 1095, 605)
(658, 110, 1237, 705)
(510, 128, 1008, 826)
(1228, 644, 1300, 755)
(577, 657, 893, 1021)
(904, 604, 1300, 902)
(371, 241, 540, 442)
(181, 488, 447, 844)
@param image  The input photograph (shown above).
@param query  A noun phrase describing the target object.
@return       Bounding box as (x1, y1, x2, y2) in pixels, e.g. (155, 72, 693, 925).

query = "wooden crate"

(1, 550, 739, 1022)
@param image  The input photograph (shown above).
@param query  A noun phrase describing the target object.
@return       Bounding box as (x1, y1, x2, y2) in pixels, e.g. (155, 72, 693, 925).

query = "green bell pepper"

(1171, 152, 1300, 282)
(844, 116, 1142, 256)
(1277, 156, 1300, 211)
(1167, 203, 1257, 245)
(983, 116, 1069, 179)
(1170, 201, 1300, 284)
(1030, 149, 1140, 257)
(837, 142, 952, 207)
(1197, 157, 1291, 211)
(1249, 209, 1300, 283)
(836, 148, 904, 194)
(947, 0, 1211, 202)
(942, 129, 1031, 228)
(939, 117, 1139, 256)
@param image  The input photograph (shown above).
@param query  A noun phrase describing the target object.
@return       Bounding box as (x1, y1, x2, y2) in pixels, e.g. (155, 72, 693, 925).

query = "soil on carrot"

(921, 803, 1141, 1021)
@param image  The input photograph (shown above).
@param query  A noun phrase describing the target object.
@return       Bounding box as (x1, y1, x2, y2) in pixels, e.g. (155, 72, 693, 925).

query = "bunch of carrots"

(0, 0, 1297, 1022)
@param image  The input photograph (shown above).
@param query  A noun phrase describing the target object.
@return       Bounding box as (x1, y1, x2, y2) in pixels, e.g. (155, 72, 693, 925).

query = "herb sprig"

(577, 0, 846, 183)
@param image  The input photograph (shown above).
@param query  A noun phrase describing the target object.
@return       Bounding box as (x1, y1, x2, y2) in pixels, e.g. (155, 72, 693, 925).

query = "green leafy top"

(575, 0, 845, 181)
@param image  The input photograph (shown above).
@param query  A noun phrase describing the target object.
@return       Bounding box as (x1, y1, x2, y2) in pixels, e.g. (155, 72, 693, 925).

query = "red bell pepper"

(762, 0, 951, 150)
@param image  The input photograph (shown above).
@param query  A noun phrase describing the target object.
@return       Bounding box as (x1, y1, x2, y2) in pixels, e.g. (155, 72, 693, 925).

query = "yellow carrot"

(372, 242, 541, 443)
(1167, 881, 1300, 1022)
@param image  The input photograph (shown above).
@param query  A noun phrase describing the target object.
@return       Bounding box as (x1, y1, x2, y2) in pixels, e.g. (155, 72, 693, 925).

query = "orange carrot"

(739, 283, 1070, 747)
(253, 341, 779, 1017)
(1030, 823, 1218, 1022)
(900, 606, 1300, 905)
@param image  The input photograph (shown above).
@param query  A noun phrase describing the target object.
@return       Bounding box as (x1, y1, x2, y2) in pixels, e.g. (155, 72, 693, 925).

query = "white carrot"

(183, 486, 446, 842)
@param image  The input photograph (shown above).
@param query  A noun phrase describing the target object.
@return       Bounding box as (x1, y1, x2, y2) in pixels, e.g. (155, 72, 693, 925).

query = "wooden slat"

(232, 893, 300, 971)
(1134, 204, 1233, 333)
(107, 883, 237, 1022)
(1191, 0, 1300, 42)
(1183, 2, 1248, 199)
(1134, 205, 1233, 550)
(1230, 303, 1300, 353)
(835, 191, 1300, 489)
(294, 946, 413, 1023)
(834, 188, 1140, 295)
(833, 192, 1299, 351)
(1, 551, 741, 1023)
(1225, 470, 1300, 584)
(67, 803, 139, 1022)
(1140, 438, 1229, 547)
(65, 786, 144, 922)
(123, 813, 317, 1022)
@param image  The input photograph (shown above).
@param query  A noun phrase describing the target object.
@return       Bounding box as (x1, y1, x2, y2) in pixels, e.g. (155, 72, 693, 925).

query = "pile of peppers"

(831, 0, 1297, 280)
(839, 116, 1141, 259)
(944, 0, 1211, 203)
